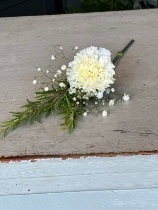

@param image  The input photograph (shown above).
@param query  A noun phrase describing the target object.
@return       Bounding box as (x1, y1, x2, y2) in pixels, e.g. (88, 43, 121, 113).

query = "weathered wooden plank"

(1, 189, 158, 210)
(0, 155, 158, 196)
(0, 10, 158, 157)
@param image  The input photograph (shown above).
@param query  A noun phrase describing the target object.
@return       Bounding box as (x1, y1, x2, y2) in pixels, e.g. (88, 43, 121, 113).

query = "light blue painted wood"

(0, 189, 158, 210)
(0, 155, 158, 195)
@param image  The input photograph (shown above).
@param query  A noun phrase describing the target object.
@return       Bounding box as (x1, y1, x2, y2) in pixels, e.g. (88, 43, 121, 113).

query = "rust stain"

(0, 150, 158, 163)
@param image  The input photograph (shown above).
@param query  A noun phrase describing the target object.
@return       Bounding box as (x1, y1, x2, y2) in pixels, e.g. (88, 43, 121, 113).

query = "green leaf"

(65, 96, 71, 110)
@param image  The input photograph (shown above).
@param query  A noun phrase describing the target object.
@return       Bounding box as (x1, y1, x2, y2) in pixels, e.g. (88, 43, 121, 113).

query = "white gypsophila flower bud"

(83, 112, 87, 117)
(59, 82, 66, 88)
(105, 88, 110, 94)
(102, 110, 108, 117)
(111, 88, 115, 92)
(75, 46, 78, 50)
(54, 74, 57, 77)
(46, 70, 49, 73)
(51, 55, 56, 60)
(37, 68, 41, 72)
(57, 70, 62, 75)
(95, 102, 98, 105)
(73, 97, 76, 101)
(122, 93, 130, 102)
(60, 47, 63, 50)
(96, 91, 103, 99)
(109, 99, 115, 106)
(83, 95, 86, 99)
(77, 95, 81, 99)
(52, 79, 55, 82)
(90, 92, 94, 96)
(61, 65, 67, 70)
(44, 87, 49, 91)
(71, 88, 76, 94)
(33, 80, 37, 84)
(76, 102, 79, 105)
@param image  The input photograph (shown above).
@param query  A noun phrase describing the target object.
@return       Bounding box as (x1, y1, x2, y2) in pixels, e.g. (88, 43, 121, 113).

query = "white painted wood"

(0, 155, 158, 196)
(0, 189, 158, 210)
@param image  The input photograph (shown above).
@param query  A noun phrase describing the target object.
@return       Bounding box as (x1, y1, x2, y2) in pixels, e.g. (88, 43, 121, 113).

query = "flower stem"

(112, 39, 134, 65)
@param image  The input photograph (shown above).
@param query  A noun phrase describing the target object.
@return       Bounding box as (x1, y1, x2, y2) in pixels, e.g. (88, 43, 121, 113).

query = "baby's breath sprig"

(53, 46, 70, 62)
(0, 40, 134, 137)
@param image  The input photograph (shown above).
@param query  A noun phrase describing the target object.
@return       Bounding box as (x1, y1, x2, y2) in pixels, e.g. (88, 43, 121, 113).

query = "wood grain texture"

(1, 189, 158, 210)
(0, 10, 158, 157)
(0, 155, 158, 195)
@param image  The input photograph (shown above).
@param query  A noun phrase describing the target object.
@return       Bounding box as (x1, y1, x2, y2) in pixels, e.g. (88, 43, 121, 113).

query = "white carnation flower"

(61, 65, 67, 70)
(102, 110, 108, 117)
(68, 62, 73, 67)
(66, 46, 115, 97)
(122, 93, 130, 101)
(109, 99, 115, 106)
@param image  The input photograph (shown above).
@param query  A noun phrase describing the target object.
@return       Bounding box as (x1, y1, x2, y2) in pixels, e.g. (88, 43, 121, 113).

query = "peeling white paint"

(0, 189, 158, 210)
(0, 155, 158, 209)
(0, 155, 158, 196)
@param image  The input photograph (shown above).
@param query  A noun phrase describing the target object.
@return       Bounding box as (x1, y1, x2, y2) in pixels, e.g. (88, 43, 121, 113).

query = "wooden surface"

(1, 155, 158, 195)
(0, 10, 158, 157)
(1, 190, 158, 210)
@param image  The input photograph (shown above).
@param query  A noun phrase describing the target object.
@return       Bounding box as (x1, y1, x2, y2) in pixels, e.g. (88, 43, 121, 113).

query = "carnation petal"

(98, 48, 111, 56)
